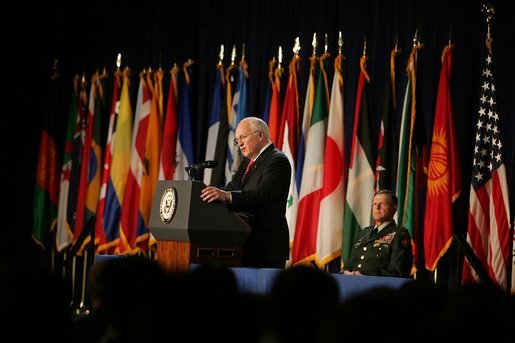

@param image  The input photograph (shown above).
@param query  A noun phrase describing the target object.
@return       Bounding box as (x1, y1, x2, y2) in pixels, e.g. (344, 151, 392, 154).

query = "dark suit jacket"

(224, 144, 291, 265)
(343, 221, 413, 277)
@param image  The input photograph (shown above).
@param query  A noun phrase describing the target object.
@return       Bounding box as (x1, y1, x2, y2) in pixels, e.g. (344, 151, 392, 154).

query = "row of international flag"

(33, 32, 513, 292)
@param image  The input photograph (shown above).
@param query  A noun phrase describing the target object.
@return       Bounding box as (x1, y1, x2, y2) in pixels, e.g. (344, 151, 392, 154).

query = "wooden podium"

(148, 180, 251, 273)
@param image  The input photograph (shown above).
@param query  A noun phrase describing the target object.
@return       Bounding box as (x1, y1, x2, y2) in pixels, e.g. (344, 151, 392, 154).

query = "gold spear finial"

(293, 36, 300, 56)
(413, 29, 419, 47)
(278, 46, 283, 68)
(482, 2, 495, 41)
(338, 31, 343, 54)
(312, 32, 317, 56)
(116, 53, 122, 70)
(231, 45, 236, 65)
(219, 44, 224, 65)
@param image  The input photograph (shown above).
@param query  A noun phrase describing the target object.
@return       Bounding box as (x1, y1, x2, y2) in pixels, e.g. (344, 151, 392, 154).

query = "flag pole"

(70, 255, 76, 308)
(73, 249, 91, 316)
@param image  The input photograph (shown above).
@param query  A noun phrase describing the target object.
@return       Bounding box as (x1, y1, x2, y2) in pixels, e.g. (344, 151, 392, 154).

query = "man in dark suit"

(340, 189, 413, 277)
(201, 117, 291, 268)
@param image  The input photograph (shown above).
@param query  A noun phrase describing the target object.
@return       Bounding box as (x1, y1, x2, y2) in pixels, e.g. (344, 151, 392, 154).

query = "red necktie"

(242, 159, 254, 179)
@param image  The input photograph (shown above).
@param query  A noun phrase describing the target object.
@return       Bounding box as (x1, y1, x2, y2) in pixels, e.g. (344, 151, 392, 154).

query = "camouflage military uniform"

(343, 221, 413, 277)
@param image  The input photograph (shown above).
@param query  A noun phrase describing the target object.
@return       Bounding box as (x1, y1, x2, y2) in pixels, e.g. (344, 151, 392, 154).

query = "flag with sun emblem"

(423, 45, 461, 271)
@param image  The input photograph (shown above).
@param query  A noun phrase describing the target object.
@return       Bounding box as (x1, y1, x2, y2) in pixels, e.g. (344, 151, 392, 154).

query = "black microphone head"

(185, 160, 218, 174)
(204, 160, 218, 168)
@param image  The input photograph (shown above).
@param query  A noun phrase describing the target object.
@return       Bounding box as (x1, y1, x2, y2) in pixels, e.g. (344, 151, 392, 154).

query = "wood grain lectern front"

(148, 180, 251, 272)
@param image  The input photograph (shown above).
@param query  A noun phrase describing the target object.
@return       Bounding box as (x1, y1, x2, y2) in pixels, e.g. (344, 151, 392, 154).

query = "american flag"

(462, 49, 511, 290)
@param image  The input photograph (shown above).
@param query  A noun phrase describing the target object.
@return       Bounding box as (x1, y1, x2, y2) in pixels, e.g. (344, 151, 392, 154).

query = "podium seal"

(160, 186, 177, 223)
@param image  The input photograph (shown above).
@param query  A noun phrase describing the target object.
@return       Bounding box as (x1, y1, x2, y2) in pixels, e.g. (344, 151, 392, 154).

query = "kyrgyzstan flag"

(424, 45, 461, 271)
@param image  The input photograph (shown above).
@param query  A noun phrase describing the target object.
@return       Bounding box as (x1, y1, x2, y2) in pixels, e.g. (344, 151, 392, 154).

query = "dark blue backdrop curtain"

(8, 0, 514, 285)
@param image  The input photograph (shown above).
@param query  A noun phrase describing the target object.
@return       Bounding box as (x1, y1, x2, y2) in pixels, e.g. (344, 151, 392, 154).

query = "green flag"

(33, 72, 62, 247)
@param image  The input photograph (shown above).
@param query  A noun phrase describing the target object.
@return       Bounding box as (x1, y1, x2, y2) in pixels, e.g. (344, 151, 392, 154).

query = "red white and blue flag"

(462, 43, 511, 290)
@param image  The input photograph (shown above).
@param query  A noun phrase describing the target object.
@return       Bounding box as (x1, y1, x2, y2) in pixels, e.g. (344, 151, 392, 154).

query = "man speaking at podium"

(201, 117, 291, 269)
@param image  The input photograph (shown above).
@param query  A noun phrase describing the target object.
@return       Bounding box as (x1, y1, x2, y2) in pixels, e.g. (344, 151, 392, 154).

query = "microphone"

(185, 160, 219, 174)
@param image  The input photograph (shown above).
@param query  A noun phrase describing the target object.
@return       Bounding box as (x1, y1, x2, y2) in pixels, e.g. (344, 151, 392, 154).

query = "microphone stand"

(185, 161, 218, 181)
(185, 166, 200, 181)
